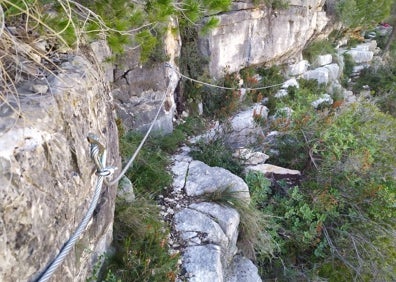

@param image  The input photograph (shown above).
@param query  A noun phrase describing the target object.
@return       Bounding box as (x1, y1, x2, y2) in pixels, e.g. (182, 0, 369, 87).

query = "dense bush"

(191, 136, 244, 176)
(353, 62, 396, 117)
(255, 78, 396, 280)
(336, 0, 393, 28)
(302, 39, 336, 63)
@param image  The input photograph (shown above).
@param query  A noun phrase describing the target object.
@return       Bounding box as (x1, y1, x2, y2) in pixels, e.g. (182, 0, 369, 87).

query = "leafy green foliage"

(302, 39, 336, 64)
(259, 89, 396, 280)
(105, 199, 179, 282)
(3, 0, 232, 63)
(341, 53, 355, 86)
(191, 136, 244, 176)
(135, 30, 158, 62)
(200, 17, 220, 35)
(353, 61, 396, 116)
(336, 0, 393, 28)
(119, 132, 172, 196)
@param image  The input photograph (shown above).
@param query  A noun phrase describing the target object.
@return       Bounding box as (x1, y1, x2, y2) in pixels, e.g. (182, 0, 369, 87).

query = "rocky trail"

(157, 37, 383, 281)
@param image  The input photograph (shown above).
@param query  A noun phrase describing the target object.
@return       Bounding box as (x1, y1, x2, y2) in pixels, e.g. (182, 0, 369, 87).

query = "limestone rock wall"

(113, 17, 181, 134)
(198, 0, 329, 78)
(0, 55, 120, 281)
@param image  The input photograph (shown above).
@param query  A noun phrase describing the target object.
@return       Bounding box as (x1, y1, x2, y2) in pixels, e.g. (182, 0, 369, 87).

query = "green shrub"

(302, 39, 336, 64)
(353, 62, 396, 116)
(104, 199, 179, 282)
(261, 97, 396, 280)
(336, 0, 393, 28)
(190, 136, 244, 176)
(201, 72, 242, 119)
(341, 53, 355, 86)
(119, 132, 172, 196)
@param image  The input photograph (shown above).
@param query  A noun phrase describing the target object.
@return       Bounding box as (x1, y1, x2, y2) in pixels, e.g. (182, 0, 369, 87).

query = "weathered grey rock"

(354, 41, 378, 52)
(117, 176, 135, 203)
(170, 150, 262, 282)
(375, 25, 392, 36)
(113, 17, 181, 134)
(275, 88, 289, 98)
(225, 255, 262, 282)
(346, 49, 374, 64)
(343, 90, 357, 103)
(245, 164, 301, 177)
(313, 54, 333, 67)
(287, 60, 310, 76)
(352, 64, 369, 74)
(0, 101, 19, 133)
(327, 81, 345, 98)
(0, 55, 120, 282)
(174, 208, 229, 248)
(171, 147, 193, 193)
(282, 77, 299, 89)
(182, 245, 223, 282)
(311, 93, 333, 109)
(90, 40, 114, 82)
(302, 67, 329, 84)
(324, 63, 340, 81)
(185, 161, 250, 200)
(227, 105, 267, 148)
(233, 148, 269, 165)
(198, 1, 330, 78)
(189, 202, 240, 248)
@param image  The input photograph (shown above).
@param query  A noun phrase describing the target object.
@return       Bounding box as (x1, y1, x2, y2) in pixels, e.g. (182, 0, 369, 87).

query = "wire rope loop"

(35, 134, 112, 282)
(96, 167, 115, 177)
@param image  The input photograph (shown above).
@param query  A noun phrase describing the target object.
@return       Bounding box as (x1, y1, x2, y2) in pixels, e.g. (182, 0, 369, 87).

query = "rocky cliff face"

(199, 0, 329, 78)
(0, 1, 336, 280)
(0, 54, 120, 281)
(112, 1, 332, 133)
(113, 17, 181, 134)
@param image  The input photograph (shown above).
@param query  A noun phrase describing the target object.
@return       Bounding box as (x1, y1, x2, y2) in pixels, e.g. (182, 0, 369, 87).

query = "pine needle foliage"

(336, 0, 393, 28)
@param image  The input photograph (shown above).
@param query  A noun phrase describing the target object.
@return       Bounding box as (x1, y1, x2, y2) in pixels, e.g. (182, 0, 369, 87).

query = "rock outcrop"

(0, 55, 120, 281)
(166, 148, 261, 281)
(112, 18, 181, 134)
(198, 0, 330, 78)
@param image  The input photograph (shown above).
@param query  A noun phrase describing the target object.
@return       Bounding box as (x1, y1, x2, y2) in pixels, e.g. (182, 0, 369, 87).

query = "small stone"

(313, 54, 333, 67)
(245, 164, 301, 177)
(311, 94, 333, 109)
(233, 148, 269, 165)
(275, 88, 288, 98)
(287, 60, 310, 76)
(117, 176, 135, 203)
(282, 78, 299, 89)
(166, 207, 175, 215)
(31, 84, 48, 94)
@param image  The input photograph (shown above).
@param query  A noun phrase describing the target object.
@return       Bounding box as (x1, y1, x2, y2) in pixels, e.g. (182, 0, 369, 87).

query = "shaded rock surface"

(113, 17, 181, 134)
(0, 55, 120, 281)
